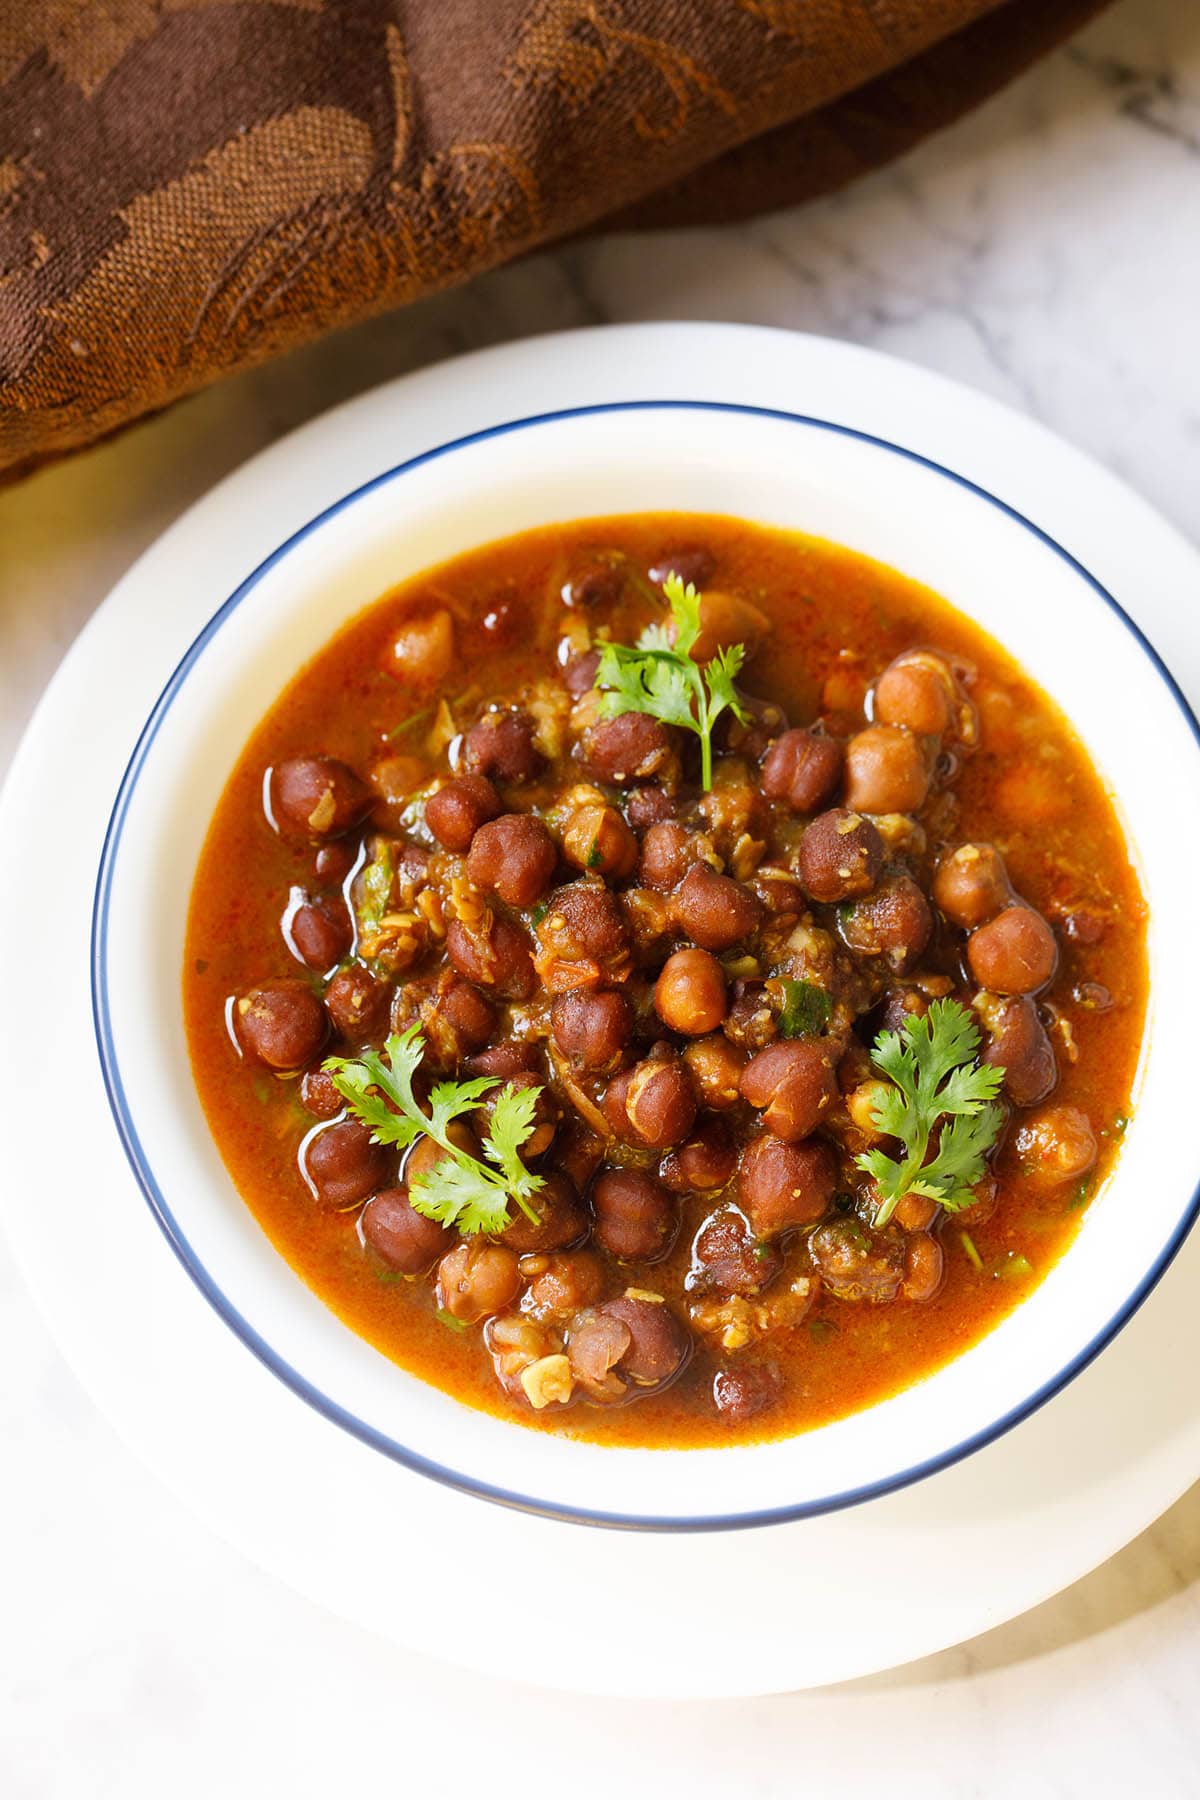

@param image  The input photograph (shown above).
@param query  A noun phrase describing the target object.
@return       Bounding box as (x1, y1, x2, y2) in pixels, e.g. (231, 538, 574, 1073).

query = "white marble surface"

(4, 1, 1200, 1792)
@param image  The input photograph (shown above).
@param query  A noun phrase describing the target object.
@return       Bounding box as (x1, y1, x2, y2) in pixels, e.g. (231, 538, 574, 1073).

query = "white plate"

(92, 389, 1200, 1528)
(5, 323, 1200, 1694)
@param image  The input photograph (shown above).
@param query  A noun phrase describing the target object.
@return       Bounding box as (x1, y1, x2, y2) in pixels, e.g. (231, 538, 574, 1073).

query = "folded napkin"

(0, 0, 1106, 478)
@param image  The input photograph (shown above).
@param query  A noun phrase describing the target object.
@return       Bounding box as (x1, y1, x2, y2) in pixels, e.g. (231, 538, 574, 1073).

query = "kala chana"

(185, 513, 1146, 1448)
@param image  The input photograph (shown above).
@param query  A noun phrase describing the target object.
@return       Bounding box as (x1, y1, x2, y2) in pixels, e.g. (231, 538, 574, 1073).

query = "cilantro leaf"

(477, 1084, 545, 1218)
(323, 1025, 427, 1149)
(855, 998, 1005, 1227)
(704, 642, 746, 720)
(408, 1153, 518, 1237)
(323, 1026, 544, 1235)
(426, 1073, 500, 1133)
(481, 1081, 541, 1177)
(598, 639, 695, 732)
(636, 620, 673, 653)
(774, 978, 831, 1038)
(595, 573, 750, 789)
(665, 578, 702, 657)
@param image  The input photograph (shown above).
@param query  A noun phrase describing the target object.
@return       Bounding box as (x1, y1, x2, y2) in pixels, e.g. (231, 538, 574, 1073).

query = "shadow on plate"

(849, 1476, 1200, 1690)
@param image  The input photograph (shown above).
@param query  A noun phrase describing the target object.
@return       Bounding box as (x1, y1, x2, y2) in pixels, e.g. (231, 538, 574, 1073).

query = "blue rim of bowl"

(91, 399, 1200, 1532)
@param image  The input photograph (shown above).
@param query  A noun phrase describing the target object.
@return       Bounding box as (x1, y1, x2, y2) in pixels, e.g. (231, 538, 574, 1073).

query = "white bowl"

(92, 399, 1200, 1529)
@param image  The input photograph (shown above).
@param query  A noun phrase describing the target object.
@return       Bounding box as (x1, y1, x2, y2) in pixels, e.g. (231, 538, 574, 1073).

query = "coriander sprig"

(594, 573, 749, 790)
(323, 1025, 544, 1236)
(855, 998, 1005, 1228)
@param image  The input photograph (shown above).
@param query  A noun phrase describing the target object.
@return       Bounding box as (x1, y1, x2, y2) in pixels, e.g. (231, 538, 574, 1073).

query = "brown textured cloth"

(1, 0, 1106, 478)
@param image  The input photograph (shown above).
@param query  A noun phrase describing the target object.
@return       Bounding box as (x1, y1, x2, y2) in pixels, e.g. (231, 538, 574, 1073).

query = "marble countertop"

(4, 1, 1200, 1792)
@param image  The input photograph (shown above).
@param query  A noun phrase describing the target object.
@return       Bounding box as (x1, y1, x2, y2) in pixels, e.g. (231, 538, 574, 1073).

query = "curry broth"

(183, 513, 1146, 1447)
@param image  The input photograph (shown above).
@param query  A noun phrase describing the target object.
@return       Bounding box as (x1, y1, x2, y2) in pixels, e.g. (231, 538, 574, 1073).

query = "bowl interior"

(95, 403, 1200, 1525)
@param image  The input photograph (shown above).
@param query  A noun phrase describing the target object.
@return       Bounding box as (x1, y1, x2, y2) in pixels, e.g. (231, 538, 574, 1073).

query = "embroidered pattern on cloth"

(0, 0, 1107, 475)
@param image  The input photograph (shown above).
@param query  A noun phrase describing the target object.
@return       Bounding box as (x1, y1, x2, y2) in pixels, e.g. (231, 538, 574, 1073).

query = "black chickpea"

(839, 872, 933, 974)
(381, 609, 454, 687)
(623, 1054, 698, 1149)
(809, 1217, 905, 1303)
(690, 1207, 782, 1296)
(1062, 908, 1107, 946)
(901, 1232, 945, 1302)
(659, 1119, 738, 1193)
(933, 843, 1011, 929)
(761, 727, 844, 814)
(560, 801, 638, 879)
(476, 1070, 558, 1160)
(894, 1189, 938, 1232)
(410, 973, 496, 1070)
(722, 981, 778, 1054)
(551, 987, 633, 1071)
(877, 987, 930, 1036)
(648, 545, 716, 589)
(299, 1065, 342, 1119)
(968, 906, 1057, 995)
(445, 916, 537, 1000)
(466, 814, 558, 907)
(303, 1118, 390, 1210)
(288, 896, 352, 971)
(502, 1172, 589, 1254)
(314, 841, 356, 884)
(360, 1187, 453, 1274)
(654, 947, 727, 1035)
(873, 653, 955, 737)
(585, 711, 678, 783)
(739, 1039, 840, 1142)
(537, 882, 629, 966)
(712, 1363, 784, 1424)
(551, 1120, 607, 1194)
(462, 710, 544, 783)
(956, 1172, 999, 1230)
(561, 562, 623, 610)
(466, 1040, 540, 1079)
(682, 1034, 747, 1109)
(567, 1310, 635, 1394)
(436, 1241, 522, 1322)
(425, 775, 502, 851)
(404, 1118, 479, 1186)
(722, 694, 787, 761)
(1015, 1105, 1097, 1186)
(625, 787, 676, 830)
(751, 867, 807, 916)
(977, 993, 1058, 1107)
(601, 1066, 636, 1138)
(525, 1251, 606, 1319)
(843, 724, 930, 815)
(591, 1168, 677, 1260)
(237, 981, 328, 1069)
(325, 965, 389, 1040)
(670, 863, 763, 952)
(271, 756, 371, 840)
(737, 1133, 836, 1236)
(562, 649, 602, 697)
(795, 808, 884, 903)
(673, 588, 770, 664)
(639, 821, 704, 892)
(368, 754, 427, 832)
(593, 1293, 690, 1386)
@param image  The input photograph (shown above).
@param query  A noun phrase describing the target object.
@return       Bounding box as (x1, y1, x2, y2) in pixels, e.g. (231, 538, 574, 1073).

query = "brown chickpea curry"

(184, 514, 1147, 1448)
